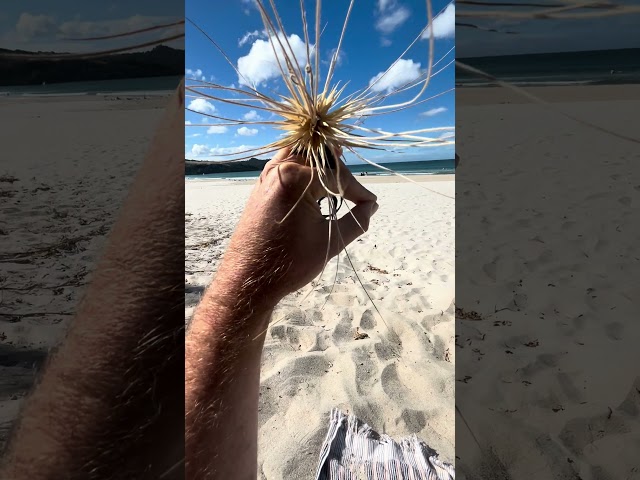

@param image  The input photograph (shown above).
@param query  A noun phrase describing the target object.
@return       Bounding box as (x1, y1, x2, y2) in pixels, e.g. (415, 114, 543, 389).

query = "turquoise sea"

(457, 48, 640, 87)
(185, 159, 455, 181)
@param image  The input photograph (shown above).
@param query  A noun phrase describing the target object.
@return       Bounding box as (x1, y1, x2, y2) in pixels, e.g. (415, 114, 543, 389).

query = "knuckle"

(277, 162, 304, 189)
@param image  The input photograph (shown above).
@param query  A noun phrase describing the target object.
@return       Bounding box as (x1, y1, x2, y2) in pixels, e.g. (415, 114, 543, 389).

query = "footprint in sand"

(331, 310, 354, 344)
(359, 309, 377, 329)
(380, 363, 414, 405)
(269, 325, 317, 352)
(374, 340, 398, 362)
(282, 309, 314, 327)
(618, 196, 631, 206)
(421, 309, 452, 330)
(604, 321, 624, 341)
(303, 309, 323, 325)
(352, 347, 379, 396)
(398, 409, 427, 434)
(483, 259, 497, 281)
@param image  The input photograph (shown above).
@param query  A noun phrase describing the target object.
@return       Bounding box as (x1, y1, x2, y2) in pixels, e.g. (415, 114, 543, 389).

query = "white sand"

(185, 175, 455, 478)
(0, 95, 169, 448)
(456, 85, 640, 478)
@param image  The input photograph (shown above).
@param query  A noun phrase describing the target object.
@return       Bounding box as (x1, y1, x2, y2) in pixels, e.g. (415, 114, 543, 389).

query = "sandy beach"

(456, 84, 640, 478)
(185, 174, 456, 478)
(0, 94, 169, 449)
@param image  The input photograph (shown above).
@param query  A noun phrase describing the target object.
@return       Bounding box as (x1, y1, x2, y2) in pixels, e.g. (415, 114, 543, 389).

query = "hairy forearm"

(1, 88, 185, 479)
(186, 273, 271, 480)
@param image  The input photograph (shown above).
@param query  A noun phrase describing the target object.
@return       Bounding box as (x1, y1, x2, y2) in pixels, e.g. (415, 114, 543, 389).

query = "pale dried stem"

(322, 0, 356, 96)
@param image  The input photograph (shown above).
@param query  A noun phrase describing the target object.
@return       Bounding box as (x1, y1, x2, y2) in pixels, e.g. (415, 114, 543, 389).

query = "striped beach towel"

(315, 409, 455, 480)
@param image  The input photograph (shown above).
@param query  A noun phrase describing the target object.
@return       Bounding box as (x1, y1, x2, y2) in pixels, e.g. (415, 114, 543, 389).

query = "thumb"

(331, 201, 379, 256)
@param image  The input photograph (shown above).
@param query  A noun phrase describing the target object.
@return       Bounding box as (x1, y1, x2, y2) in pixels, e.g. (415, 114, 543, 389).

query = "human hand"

(211, 146, 379, 317)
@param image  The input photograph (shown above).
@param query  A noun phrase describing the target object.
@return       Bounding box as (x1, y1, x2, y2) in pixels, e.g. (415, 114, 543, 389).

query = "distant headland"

(0, 45, 184, 87)
(185, 158, 269, 175)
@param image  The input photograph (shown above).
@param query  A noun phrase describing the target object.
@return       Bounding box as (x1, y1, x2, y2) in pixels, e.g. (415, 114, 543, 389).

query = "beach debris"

(493, 319, 512, 327)
(367, 264, 389, 275)
(523, 340, 539, 347)
(444, 348, 451, 362)
(0, 175, 19, 184)
(455, 307, 483, 321)
(353, 328, 369, 340)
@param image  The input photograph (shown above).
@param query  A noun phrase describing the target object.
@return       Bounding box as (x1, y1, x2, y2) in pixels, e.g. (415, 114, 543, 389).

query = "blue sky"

(457, 0, 640, 57)
(185, 0, 455, 164)
(0, 1, 183, 53)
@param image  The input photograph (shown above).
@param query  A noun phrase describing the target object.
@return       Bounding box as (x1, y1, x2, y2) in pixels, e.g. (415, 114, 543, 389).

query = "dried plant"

(185, 0, 456, 199)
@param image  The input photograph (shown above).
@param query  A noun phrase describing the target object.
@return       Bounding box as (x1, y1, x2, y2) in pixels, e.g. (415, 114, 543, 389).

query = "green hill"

(185, 158, 269, 175)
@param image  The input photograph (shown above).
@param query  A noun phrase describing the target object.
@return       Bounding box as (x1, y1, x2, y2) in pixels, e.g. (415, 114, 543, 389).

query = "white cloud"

(237, 127, 259, 136)
(185, 120, 192, 125)
(422, 3, 455, 40)
(239, 29, 266, 47)
(421, 107, 448, 117)
(16, 13, 56, 39)
(9, 13, 182, 51)
(189, 144, 257, 158)
(59, 15, 182, 40)
(243, 110, 262, 121)
(191, 144, 211, 157)
(325, 48, 346, 67)
(188, 98, 216, 114)
(369, 59, 422, 93)
(378, 0, 394, 12)
(186, 68, 206, 81)
(189, 133, 202, 138)
(210, 145, 255, 156)
(376, 6, 410, 34)
(207, 125, 228, 134)
(241, 0, 257, 15)
(237, 33, 315, 86)
(381, 38, 392, 47)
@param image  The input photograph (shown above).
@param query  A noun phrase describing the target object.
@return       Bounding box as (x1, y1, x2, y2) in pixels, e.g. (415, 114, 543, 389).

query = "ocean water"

(0, 75, 183, 97)
(185, 159, 455, 181)
(457, 48, 640, 87)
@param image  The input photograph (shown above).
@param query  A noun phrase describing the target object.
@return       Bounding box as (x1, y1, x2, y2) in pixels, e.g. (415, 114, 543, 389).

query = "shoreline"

(1, 94, 172, 109)
(185, 173, 455, 185)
